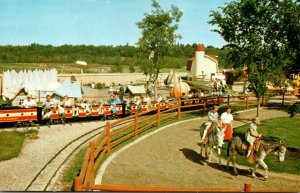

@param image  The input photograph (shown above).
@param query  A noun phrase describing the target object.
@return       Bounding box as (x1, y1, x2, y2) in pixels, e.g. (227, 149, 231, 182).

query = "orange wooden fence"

(74, 95, 264, 192)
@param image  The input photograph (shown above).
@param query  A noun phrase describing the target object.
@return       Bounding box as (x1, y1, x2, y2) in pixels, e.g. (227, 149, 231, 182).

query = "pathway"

(97, 108, 300, 192)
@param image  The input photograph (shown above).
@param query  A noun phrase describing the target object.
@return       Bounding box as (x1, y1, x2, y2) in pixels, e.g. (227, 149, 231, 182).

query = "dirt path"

(98, 108, 300, 192)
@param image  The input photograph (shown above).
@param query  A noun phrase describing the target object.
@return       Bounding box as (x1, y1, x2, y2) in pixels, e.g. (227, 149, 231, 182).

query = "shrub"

(288, 102, 300, 117)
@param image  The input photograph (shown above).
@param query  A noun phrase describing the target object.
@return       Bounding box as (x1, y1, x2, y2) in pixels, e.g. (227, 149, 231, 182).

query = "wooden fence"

(74, 95, 262, 192)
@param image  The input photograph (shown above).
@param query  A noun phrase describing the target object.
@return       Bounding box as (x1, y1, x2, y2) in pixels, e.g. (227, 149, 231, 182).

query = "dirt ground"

(99, 108, 300, 192)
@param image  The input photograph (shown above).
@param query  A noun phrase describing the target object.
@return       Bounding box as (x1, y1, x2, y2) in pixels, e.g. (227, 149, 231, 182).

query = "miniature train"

(0, 96, 223, 127)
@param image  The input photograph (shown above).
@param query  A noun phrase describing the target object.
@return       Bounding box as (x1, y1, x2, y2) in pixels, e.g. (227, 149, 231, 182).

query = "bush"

(288, 102, 300, 117)
(95, 82, 107, 90)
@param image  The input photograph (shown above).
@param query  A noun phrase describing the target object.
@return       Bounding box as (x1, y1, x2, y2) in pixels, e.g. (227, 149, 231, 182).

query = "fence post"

(246, 95, 249, 109)
(244, 183, 252, 192)
(134, 112, 138, 136)
(106, 122, 111, 153)
(203, 98, 206, 113)
(157, 103, 161, 127)
(74, 176, 82, 191)
(89, 142, 95, 187)
(282, 92, 285, 105)
(261, 94, 265, 106)
(227, 94, 230, 106)
(177, 98, 181, 120)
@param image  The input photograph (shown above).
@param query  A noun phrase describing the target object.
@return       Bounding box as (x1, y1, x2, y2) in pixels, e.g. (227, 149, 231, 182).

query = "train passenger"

(135, 96, 142, 111)
(72, 99, 81, 116)
(81, 100, 91, 115)
(19, 95, 37, 108)
(111, 94, 122, 114)
(58, 95, 72, 115)
(156, 93, 163, 103)
(143, 94, 151, 110)
(98, 100, 104, 115)
(43, 95, 57, 119)
(114, 94, 122, 105)
(107, 95, 115, 105)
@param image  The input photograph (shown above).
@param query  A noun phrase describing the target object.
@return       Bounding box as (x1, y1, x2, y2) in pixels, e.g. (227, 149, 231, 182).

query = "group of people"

(19, 94, 92, 118)
(201, 105, 262, 158)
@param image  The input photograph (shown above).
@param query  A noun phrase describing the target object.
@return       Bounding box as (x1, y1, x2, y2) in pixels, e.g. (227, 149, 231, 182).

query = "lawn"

(0, 129, 38, 161)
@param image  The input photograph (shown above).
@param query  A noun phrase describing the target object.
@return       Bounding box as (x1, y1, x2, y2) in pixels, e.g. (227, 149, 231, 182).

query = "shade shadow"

(179, 148, 205, 165)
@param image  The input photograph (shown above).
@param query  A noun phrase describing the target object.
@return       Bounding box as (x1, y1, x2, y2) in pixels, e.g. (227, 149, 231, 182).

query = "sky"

(0, 0, 230, 48)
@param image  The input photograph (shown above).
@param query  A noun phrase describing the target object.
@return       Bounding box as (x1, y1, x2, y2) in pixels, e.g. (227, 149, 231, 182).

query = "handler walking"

(220, 106, 234, 141)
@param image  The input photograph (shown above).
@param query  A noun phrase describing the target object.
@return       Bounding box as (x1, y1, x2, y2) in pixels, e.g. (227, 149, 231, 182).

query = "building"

(186, 44, 221, 81)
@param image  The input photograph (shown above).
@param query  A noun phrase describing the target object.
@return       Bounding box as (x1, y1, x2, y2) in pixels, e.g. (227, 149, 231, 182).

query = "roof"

(54, 79, 82, 98)
(82, 86, 92, 94)
(208, 54, 218, 61)
(126, 85, 146, 95)
(196, 44, 205, 51)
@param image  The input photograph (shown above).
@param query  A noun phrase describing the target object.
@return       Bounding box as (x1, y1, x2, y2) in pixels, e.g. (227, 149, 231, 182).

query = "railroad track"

(24, 120, 131, 191)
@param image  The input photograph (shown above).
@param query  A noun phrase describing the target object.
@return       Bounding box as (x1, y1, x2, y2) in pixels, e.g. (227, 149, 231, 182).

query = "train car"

(141, 102, 148, 113)
(150, 101, 158, 109)
(103, 104, 112, 120)
(91, 105, 100, 117)
(0, 106, 42, 127)
(64, 107, 73, 119)
(130, 103, 138, 114)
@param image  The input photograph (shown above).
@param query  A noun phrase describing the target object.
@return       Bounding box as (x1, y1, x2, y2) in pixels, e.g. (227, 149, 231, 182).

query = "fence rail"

(74, 95, 266, 192)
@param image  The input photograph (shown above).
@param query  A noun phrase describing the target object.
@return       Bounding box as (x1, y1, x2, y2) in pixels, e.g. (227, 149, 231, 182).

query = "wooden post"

(74, 176, 82, 191)
(134, 112, 138, 136)
(282, 91, 285, 105)
(244, 183, 252, 192)
(106, 122, 111, 153)
(177, 99, 181, 120)
(203, 98, 206, 112)
(89, 142, 95, 186)
(246, 95, 249, 109)
(261, 94, 265, 106)
(157, 103, 160, 126)
(227, 94, 230, 106)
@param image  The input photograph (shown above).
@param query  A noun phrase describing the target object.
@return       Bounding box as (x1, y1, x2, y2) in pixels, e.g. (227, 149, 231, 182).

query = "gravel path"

(0, 121, 106, 191)
(97, 108, 300, 192)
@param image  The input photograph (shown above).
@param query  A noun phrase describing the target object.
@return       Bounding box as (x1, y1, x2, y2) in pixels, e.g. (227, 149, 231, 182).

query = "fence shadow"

(179, 148, 205, 165)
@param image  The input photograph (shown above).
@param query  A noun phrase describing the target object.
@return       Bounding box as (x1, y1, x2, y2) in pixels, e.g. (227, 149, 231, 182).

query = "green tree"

(209, 0, 300, 117)
(136, 0, 183, 96)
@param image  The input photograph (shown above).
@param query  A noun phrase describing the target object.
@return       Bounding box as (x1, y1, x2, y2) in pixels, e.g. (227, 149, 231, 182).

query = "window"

(18, 98, 24, 105)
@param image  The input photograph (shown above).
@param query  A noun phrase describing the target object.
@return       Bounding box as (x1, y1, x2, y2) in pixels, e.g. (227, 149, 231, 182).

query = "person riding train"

(43, 95, 57, 119)
(200, 105, 219, 143)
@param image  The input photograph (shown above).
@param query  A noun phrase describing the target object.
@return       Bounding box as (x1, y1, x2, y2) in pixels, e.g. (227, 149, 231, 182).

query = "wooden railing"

(74, 95, 263, 192)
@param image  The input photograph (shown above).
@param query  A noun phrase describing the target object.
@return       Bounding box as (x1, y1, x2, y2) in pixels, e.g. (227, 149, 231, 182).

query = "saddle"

(241, 138, 261, 152)
(241, 138, 261, 163)
(203, 123, 217, 145)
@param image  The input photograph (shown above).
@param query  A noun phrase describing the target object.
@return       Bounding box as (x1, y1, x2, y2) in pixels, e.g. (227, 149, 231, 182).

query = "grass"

(0, 129, 38, 161)
(233, 116, 300, 149)
(62, 146, 88, 183)
(221, 115, 300, 175)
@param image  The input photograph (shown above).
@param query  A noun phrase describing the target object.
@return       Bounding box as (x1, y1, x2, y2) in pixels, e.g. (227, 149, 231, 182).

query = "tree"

(136, 0, 183, 97)
(209, 0, 300, 117)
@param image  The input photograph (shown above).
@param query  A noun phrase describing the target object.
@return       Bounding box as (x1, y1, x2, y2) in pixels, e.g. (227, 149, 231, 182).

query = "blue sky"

(0, 0, 229, 48)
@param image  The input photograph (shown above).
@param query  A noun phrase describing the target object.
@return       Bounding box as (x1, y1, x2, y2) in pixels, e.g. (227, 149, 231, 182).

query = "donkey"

(226, 136, 287, 179)
(199, 122, 224, 164)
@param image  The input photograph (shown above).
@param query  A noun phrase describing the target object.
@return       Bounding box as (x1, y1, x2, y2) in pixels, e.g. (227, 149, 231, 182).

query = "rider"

(200, 105, 219, 143)
(245, 116, 262, 157)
